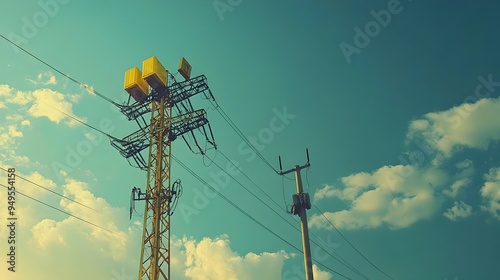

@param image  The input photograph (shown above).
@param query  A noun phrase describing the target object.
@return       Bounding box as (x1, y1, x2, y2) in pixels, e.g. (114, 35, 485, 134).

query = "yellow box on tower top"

(124, 67, 149, 102)
(178, 57, 192, 80)
(142, 56, 168, 90)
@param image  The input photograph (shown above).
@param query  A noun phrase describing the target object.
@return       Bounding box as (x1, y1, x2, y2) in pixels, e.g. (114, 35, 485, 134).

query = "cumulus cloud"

(312, 95, 500, 230)
(314, 185, 340, 201)
(407, 97, 500, 159)
(480, 167, 500, 220)
(9, 90, 34, 105)
(20, 171, 57, 197)
(0, 84, 82, 127)
(310, 165, 450, 230)
(313, 264, 333, 280)
(443, 160, 474, 198)
(178, 234, 289, 280)
(443, 179, 469, 198)
(8, 125, 23, 138)
(0, 84, 12, 97)
(0, 175, 140, 280)
(0, 126, 15, 148)
(28, 71, 57, 85)
(28, 88, 80, 126)
(443, 201, 473, 221)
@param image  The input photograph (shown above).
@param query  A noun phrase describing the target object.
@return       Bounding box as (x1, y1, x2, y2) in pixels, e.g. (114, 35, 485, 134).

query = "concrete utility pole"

(279, 149, 314, 280)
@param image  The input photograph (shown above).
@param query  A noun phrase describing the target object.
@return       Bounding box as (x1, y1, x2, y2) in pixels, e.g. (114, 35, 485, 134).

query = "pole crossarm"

(169, 109, 209, 140)
(117, 74, 212, 121)
(109, 108, 212, 170)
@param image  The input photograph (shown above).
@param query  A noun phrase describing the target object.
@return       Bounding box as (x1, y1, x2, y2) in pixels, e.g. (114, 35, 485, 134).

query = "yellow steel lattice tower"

(138, 93, 172, 279)
(115, 56, 215, 280)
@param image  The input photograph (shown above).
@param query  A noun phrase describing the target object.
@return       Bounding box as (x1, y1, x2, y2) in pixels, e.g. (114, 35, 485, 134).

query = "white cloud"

(0, 101, 5, 109)
(408, 97, 500, 158)
(28, 88, 81, 127)
(9, 90, 34, 105)
(310, 165, 450, 230)
(21, 120, 31, 126)
(443, 201, 473, 221)
(8, 125, 23, 138)
(0, 127, 14, 148)
(314, 185, 339, 201)
(28, 71, 57, 85)
(312, 97, 500, 230)
(313, 264, 333, 280)
(1, 85, 81, 127)
(443, 179, 469, 198)
(0, 84, 12, 97)
(0, 175, 140, 280)
(480, 167, 500, 220)
(6, 114, 23, 121)
(21, 171, 57, 197)
(178, 234, 289, 280)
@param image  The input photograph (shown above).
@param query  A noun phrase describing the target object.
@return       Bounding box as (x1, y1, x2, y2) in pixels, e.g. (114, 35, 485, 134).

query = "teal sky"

(1, 1, 500, 279)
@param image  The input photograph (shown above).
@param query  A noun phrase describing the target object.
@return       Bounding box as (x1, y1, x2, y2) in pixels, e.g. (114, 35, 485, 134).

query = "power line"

(0, 166, 108, 216)
(0, 183, 124, 237)
(313, 205, 394, 280)
(171, 154, 300, 249)
(208, 98, 279, 174)
(47, 104, 115, 138)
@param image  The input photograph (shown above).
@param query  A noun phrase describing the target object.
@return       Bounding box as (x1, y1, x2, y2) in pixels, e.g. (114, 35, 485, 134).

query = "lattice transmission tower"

(110, 56, 216, 280)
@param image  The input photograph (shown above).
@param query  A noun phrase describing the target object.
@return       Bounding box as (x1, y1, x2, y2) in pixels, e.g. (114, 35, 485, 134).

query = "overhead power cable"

(314, 204, 394, 280)
(48, 104, 115, 138)
(208, 98, 279, 174)
(0, 183, 124, 237)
